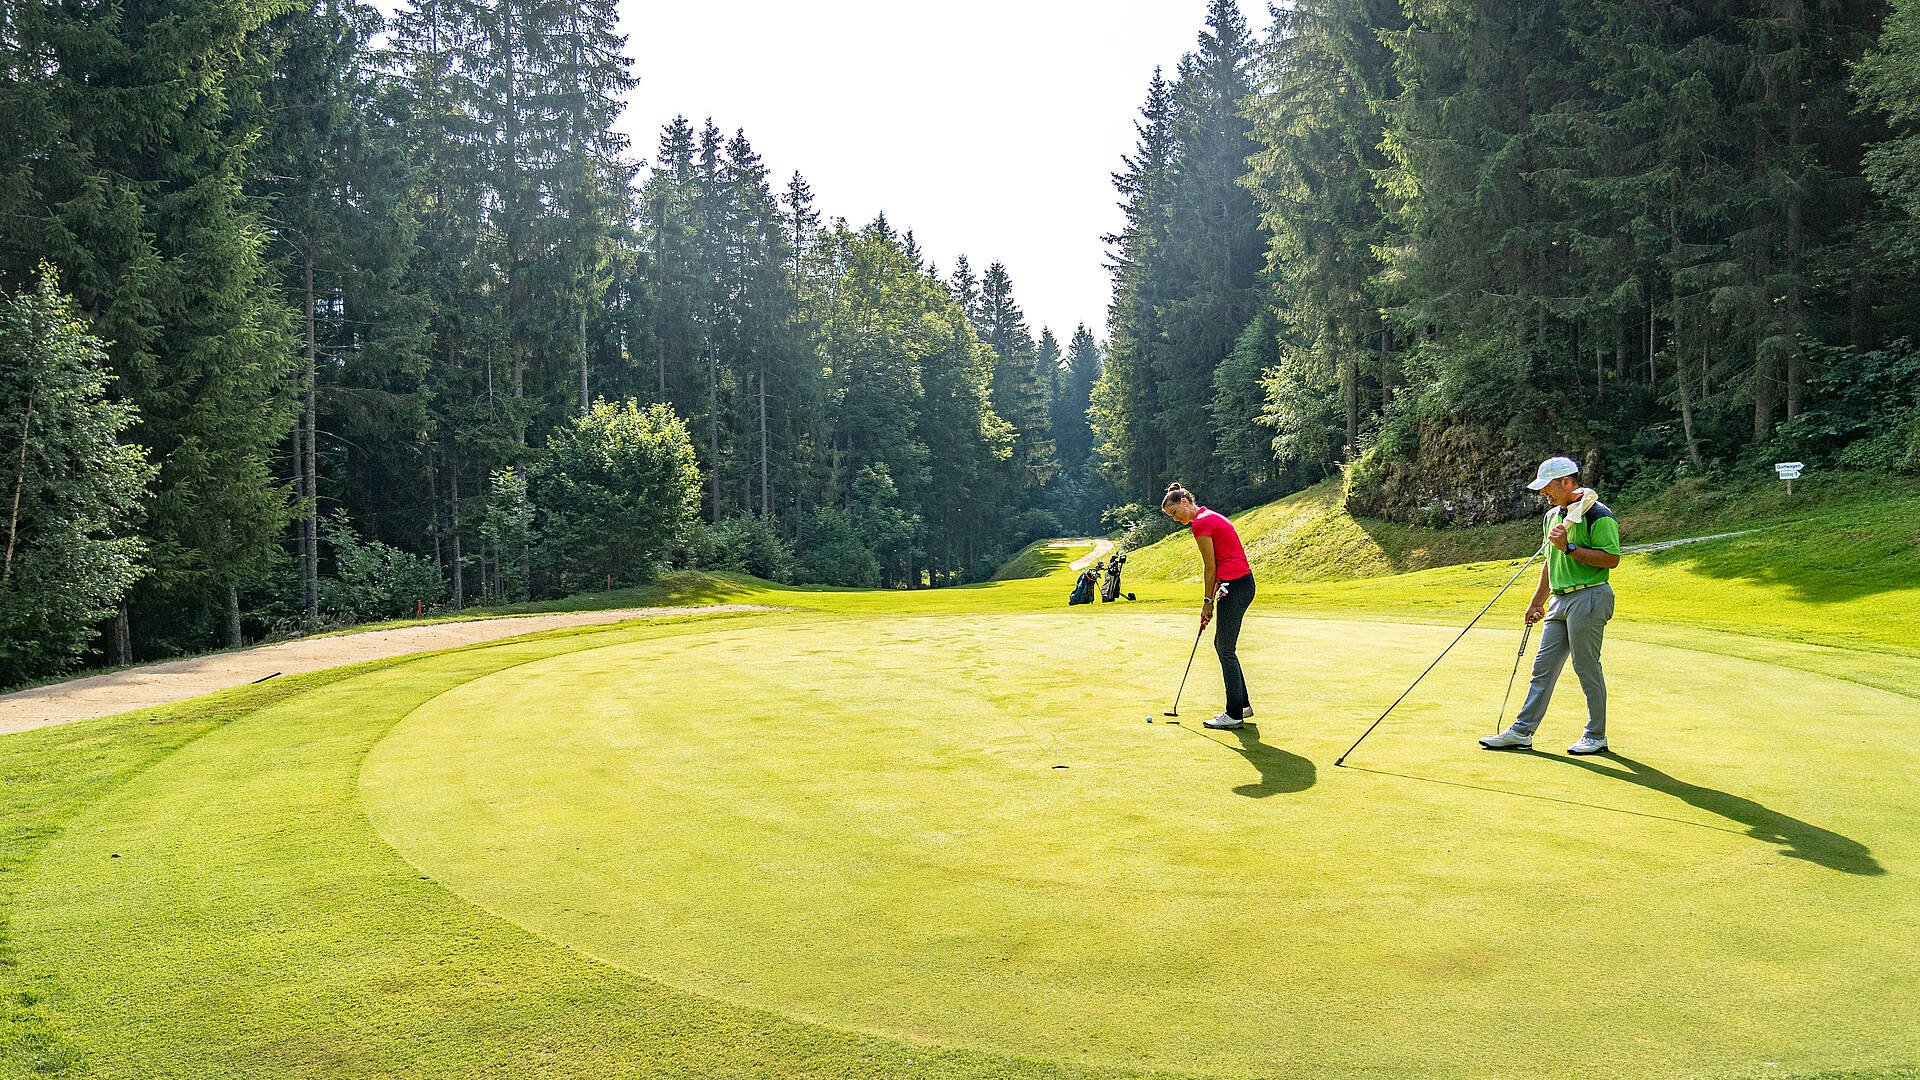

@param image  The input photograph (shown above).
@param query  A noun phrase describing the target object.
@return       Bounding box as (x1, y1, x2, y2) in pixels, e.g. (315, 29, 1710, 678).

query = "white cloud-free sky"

(616, 1, 1272, 343)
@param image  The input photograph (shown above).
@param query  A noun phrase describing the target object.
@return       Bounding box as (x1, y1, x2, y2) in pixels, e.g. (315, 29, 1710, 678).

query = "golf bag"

(1100, 553, 1135, 602)
(1069, 562, 1100, 605)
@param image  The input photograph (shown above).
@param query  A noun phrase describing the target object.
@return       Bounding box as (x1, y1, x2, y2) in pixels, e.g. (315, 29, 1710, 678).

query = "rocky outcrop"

(1345, 420, 1596, 526)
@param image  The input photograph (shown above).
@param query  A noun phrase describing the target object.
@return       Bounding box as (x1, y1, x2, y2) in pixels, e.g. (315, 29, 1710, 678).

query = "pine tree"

(0, 0, 299, 653)
(1155, 0, 1267, 496)
(1245, 0, 1401, 461)
(1092, 68, 1178, 498)
(980, 261, 1057, 512)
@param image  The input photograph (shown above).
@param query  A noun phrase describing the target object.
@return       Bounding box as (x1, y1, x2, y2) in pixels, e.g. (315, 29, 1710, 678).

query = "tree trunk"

(303, 256, 320, 624)
(5, 392, 31, 584)
(578, 308, 589, 414)
(1850, 264, 1872, 353)
(1784, 15, 1805, 420)
(108, 605, 131, 666)
(226, 584, 243, 649)
(709, 338, 720, 524)
(449, 465, 464, 609)
(1673, 301, 1704, 470)
(759, 366, 769, 518)
(1379, 325, 1393, 414)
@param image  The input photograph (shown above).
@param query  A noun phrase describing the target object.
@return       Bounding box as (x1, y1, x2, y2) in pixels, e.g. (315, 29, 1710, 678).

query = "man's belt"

(1552, 582, 1604, 597)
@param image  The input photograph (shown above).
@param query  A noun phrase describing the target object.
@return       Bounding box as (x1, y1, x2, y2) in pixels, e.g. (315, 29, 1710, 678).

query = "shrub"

(676, 516, 795, 583)
(320, 510, 444, 622)
(535, 400, 700, 591)
(793, 509, 880, 587)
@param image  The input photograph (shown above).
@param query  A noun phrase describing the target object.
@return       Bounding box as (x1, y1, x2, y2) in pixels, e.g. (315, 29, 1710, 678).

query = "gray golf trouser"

(1512, 583, 1614, 740)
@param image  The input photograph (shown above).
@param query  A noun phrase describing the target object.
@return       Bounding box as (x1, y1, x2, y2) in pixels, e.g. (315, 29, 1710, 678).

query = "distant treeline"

(1096, 0, 1920, 525)
(0, 0, 1108, 675)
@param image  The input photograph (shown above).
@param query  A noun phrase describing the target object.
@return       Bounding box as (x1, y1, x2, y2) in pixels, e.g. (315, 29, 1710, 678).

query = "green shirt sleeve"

(1580, 515, 1621, 555)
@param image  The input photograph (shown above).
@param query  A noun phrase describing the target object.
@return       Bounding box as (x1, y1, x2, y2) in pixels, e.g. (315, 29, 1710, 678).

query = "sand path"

(0, 605, 777, 736)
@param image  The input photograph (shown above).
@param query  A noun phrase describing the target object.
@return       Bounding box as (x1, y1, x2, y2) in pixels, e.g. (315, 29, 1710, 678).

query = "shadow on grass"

(1181, 722, 1316, 798)
(1537, 752, 1885, 877)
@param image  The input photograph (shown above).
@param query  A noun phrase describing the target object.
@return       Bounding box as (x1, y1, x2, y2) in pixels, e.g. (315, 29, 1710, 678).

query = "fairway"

(18, 600, 1915, 1079)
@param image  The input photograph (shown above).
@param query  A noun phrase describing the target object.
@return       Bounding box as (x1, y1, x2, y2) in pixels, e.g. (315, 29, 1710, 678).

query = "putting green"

(355, 612, 1919, 1079)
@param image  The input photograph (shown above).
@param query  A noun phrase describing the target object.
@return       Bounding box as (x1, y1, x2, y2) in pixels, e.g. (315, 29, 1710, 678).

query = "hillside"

(1127, 471, 1919, 585)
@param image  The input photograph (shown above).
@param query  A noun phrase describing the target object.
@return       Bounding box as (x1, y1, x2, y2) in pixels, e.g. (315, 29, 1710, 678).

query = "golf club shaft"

(1166, 582, 1226, 716)
(1167, 625, 1204, 715)
(1335, 543, 1546, 766)
(1495, 619, 1535, 733)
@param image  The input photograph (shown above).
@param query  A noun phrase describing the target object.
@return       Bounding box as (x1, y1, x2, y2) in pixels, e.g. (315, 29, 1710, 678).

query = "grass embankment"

(1127, 470, 1920, 584)
(1124, 472, 1920, 652)
(989, 539, 1094, 580)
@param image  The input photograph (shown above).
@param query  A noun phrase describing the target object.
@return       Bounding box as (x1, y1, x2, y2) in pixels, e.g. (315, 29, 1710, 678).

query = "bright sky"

(617, 1, 1272, 344)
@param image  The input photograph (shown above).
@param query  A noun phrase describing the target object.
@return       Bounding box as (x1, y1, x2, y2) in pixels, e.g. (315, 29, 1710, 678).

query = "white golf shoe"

(1567, 736, 1609, 755)
(1204, 712, 1244, 730)
(1479, 728, 1533, 750)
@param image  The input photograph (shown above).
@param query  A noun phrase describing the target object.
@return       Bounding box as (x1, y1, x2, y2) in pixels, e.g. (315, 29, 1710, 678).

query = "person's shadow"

(1219, 724, 1316, 798)
(1540, 752, 1884, 876)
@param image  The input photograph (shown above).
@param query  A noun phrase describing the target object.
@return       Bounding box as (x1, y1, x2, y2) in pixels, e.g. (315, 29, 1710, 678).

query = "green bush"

(1105, 502, 1178, 555)
(793, 509, 879, 587)
(320, 510, 444, 622)
(1777, 339, 1920, 472)
(676, 516, 795, 583)
(535, 400, 700, 590)
(0, 272, 154, 685)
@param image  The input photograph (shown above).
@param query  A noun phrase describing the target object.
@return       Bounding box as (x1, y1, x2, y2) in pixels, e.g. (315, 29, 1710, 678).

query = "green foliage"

(482, 468, 536, 600)
(1104, 502, 1179, 556)
(675, 516, 795, 584)
(0, 274, 155, 686)
(535, 400, 700, 591)
(1857, 0, 1920, 262)
(794, 509, 879, 588)
(318, 510, 444, 622)
(1776, 340, 1920, 472)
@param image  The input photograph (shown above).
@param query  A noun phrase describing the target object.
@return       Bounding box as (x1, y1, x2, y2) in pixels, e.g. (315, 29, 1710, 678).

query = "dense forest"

(1098, 0, 1920, 527)
(6, 0, 1920, 682)
(0, 0, 1106, 679)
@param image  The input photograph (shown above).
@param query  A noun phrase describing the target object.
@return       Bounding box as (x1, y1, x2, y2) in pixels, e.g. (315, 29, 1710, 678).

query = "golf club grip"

(1336, 544, 1546, 765)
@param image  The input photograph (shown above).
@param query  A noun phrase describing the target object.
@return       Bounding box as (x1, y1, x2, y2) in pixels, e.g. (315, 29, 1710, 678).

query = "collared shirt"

(1545, 502, 1620, 591)
(1191, 507, 1252, 581)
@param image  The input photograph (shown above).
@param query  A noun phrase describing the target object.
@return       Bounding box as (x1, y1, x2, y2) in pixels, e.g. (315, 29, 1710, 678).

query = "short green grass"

(6, 479, 1920, 1080)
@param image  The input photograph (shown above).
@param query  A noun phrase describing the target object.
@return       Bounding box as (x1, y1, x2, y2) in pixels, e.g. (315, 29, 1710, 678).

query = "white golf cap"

(1527, 456, 1580, 490)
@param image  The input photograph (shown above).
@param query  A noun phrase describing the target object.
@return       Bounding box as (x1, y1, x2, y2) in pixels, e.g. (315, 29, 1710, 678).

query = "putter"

(1164, 583, 1228, 717)
(1334, 543, 1546, 767)
(1494, 618, 1535, 734)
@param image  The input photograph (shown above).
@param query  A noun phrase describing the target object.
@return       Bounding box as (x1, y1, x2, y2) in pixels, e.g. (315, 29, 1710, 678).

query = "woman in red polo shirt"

(1161, 482, 1255, 729)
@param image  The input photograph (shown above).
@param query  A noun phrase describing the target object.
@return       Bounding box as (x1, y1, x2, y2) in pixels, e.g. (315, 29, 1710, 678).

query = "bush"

(320, 510, 444, 622)
(0, 272, 154, 685)
(793, 509, 880, 587)
(1776, 339, 1920, 473)
(1105, 502, 1178, 555)
(676, 516, 794, 583)
(536, 399, 700, 591)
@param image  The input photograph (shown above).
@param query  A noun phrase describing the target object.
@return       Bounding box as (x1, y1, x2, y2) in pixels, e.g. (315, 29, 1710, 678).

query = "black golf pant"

(1213, 573, 1255, 718)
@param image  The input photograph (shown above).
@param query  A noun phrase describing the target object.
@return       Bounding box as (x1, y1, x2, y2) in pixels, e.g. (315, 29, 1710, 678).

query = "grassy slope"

(1126, 471, 1919, 583)
(1123, 472, 1920, 652)
(5, 478, 1920, 1079)
(990, 539, 1095, 580)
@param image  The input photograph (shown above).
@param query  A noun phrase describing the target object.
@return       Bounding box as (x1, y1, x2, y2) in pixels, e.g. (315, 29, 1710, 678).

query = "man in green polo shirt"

(1480, 456, 1622, 755)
